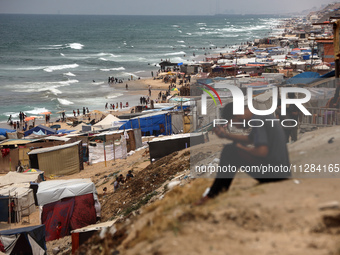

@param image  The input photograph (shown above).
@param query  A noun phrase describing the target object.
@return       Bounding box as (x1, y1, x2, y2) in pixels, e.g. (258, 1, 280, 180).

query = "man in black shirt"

(195, 102, 291, 205)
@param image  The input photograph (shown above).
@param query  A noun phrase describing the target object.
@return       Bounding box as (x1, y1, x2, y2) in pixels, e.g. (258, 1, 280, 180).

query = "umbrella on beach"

(171, 88, 179, 92)
(25, 116, 35, 121)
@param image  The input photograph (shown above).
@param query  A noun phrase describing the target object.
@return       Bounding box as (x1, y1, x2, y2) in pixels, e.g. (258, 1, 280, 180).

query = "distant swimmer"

(93, 80, 95, 83)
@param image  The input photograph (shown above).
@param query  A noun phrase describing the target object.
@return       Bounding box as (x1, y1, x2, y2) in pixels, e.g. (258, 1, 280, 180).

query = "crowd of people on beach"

(72, 107, 89, 117)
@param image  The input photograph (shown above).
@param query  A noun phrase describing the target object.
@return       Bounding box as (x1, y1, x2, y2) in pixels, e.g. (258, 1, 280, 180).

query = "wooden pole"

(333, 20, 340, 78)
(103, 141, 107, 167)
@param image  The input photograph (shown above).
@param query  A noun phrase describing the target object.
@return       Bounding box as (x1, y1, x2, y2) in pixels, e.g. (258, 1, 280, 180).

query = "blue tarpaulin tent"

(0, 225, 47, 254)
(119, 112, 171, 136)
(0, 128, 15, 137)
(285, 72, 321, 85)
(24, 125, 57, 137)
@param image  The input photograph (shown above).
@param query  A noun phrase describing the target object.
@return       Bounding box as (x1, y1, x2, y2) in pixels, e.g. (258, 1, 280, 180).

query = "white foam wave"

(97, 53, 119, 57)
(3, 112, 19, 118)
(63, 72, 76, 77)
(177, 40, 185, 43)
(134, 70, 145, 74)
(178, 30, 182, 33)
(26, 107, 49, 115)
(92, 81, 105, 86)
(67, 43, 84, 50)
(100, 67, 125, 72)
(57, 98, 74, 105)
(60, 53, 65, 57)
(163, 51, 186, 56)
(43, 63, 79, 73)
(105, 93, 124, 99)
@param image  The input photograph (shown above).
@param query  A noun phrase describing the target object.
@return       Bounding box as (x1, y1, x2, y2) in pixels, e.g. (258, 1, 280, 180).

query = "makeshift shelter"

(71, 220, 116, 254)
(0, 172, 42, 187)
(28, 141, 83, 176)
(0, 128, 16, 139)
(0, 139, 65, 173)
(148, 133, 206, 161)
(92, 114, 121, 131)
(37, 179, 99, 241)
(88, 133, 127, 164)
(24, 125, 57, 137)
(0, 184, 36, 223)
(119, 111, 172, 136)
(0, 225, 46, 255)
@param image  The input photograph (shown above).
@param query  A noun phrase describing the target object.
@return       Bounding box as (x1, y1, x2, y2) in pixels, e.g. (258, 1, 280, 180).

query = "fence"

(300, 107, 340, 127)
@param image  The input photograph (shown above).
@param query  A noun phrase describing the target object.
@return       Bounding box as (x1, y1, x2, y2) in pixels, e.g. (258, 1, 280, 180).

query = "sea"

(0, 14, 286, 123)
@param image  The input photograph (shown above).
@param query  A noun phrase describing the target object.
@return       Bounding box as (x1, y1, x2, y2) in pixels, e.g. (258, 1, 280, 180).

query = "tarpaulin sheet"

(41, 193, 97, 242)
(89, 136, 127, 164)
(70, 193, 96, 231)
(119, 112, 172, 136)
(41, 198, 75, 241)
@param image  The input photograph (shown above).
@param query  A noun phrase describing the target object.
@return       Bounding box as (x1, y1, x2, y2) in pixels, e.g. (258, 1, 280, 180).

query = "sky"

(0, 0, 337, 15)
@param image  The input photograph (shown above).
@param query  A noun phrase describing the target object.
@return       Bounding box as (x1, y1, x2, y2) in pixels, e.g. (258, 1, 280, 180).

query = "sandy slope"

(76, 126, 340, 255)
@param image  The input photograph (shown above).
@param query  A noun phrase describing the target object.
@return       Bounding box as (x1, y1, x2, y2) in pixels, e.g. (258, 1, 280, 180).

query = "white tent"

(0, 183, 36, 222)
(36, 179, 98, 206)
(0, 172, 42, 187)
(92, 114, 121, 130)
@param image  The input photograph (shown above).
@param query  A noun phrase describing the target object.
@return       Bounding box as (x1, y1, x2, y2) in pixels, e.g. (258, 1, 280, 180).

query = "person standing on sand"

(56, 222, 62, 239)
(195, 102, 291, 205)
(126, 84, 128, 90)
(7, 115, 12, 123)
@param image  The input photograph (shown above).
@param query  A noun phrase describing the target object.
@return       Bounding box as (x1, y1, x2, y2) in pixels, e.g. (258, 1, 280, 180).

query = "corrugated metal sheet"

(28, 141, 80, 155)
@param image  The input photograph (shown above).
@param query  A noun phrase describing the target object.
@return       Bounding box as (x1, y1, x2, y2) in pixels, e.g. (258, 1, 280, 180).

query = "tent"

(71, 220, 116, 253)
(0, 172, 42, 187)
(119, 111, 172, 136)
(0, 225, 46, 255)
(24, 125, 57, 137)
(0, 184, 36, 223)
(148, 133, 205, 161)
(28, 141, 83, 176)
(0, 128, 15, 137)
(36, 179, 99, 241)
(285, 72, 321, 85)
(92, 114, 121, 131)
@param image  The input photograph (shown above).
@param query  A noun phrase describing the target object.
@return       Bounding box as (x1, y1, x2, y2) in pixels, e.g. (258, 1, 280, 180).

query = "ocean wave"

(26, 107, 50, 115)
(162, 51, 186, 56)
(100, 67, 125, 72)
(63, 72, 76, 77)
(57, 98, 74, 105)
(134, 70, 145, 74)
(177, 40, 185, 43)
(60, 53, 65, 57)
(43, 63, 79, 73)
(92, 81, 105, 86)
(38, 87, 62, 95)
(3, 112, 19, 118)
(11, 79, 78, 95)
(105, 93, 124, 99)
(67, 43, 84, 50)
(97, 53, 119, 57)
